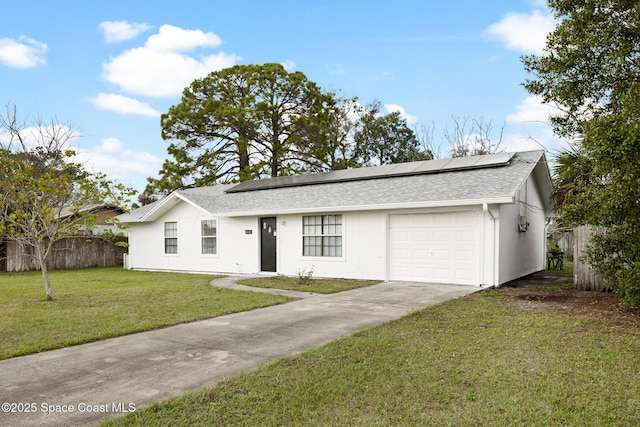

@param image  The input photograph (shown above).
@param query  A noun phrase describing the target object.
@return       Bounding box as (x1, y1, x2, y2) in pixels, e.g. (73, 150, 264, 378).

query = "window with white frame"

(302, 215, 342, 257)
(164, 221, 178, 254)
(201, 219, 217, 254)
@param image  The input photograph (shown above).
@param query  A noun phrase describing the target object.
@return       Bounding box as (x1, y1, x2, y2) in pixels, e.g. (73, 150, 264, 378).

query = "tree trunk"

(35, 242, 53, 300)
(237, 137, 251, 181)
(41, 262, 53, 301)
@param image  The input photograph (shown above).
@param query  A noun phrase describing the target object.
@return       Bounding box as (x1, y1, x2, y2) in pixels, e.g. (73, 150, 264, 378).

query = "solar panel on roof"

(445, 156, 483, 169)
(322, 169, 352, 180)
(360, 164, 397, 177)
(335, 166, 375, 179)
(473, 152, 513, 166)
(390, 161, 424, 174)
(225, 152, 516, 193)
(412, 158, 453, 173)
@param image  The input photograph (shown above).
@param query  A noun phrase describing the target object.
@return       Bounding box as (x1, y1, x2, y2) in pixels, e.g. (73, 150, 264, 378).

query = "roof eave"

(535, 152, 554, 215)
(224, 197, 516, 217)
(125, 191, 212, 223)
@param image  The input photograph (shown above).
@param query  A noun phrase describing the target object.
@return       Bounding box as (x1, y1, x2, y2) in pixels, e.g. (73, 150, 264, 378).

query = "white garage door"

(389, 212, 479, 285)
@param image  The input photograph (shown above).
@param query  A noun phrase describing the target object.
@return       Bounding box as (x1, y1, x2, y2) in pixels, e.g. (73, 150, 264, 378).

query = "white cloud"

(99, 21, 152, 43)
(502, 95, 570, 154)
(281, 60, 296, 71)
(73, 137, 163, 186)
(340, 99, 366, 123)
(500, 130, 552, 153)
(507, 95, 563, 124)
(103, 48, 238, 98)
(102, 25, 239, 98)
(88, 93, 161, 117)
(94, 137, 124, 153)
(500, 126, 569, 155)
(0, 36, 47, 69)
(485, 9, 555, 54)
(384, 104, 418, 125)
(144, 25, 221, 52)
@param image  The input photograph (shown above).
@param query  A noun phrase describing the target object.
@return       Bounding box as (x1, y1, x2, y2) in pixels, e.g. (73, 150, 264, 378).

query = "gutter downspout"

(483, 203, 496, 287)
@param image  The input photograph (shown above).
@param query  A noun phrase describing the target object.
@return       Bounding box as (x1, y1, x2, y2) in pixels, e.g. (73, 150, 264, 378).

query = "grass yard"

(0, 268, 291, 359)
(547, 259, 574, 277)
(103, 279, 640, 427)
(237, 275, 380, 294)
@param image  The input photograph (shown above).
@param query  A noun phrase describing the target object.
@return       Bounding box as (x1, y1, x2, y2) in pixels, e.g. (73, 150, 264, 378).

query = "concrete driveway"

(0, 277, 478, 427)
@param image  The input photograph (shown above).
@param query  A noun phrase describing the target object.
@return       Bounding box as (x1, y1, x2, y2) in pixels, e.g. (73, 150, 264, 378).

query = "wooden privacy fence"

(573, 225, 606, 292)
(2, 236, 127, 272)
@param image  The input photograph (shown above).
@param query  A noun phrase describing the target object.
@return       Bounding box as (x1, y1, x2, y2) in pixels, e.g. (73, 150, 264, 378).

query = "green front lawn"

(237, 275, 380, 294)
(0, 268, 291, 359)
(104, 283, 640, 426)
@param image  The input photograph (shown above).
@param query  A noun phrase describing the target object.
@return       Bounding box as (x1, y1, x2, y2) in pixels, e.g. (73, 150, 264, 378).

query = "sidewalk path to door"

(0, 277, 479, 427)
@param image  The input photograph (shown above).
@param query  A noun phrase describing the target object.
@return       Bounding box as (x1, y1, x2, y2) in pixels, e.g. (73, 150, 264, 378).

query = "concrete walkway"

(0, 277, 479, 427)
(206, 275, 322, 299)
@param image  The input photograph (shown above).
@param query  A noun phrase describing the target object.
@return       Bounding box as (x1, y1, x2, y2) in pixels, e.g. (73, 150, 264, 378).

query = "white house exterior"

(119, 150, 553, 287)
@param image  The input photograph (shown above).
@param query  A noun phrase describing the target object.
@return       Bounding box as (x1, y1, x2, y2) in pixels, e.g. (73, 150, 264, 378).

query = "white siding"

(127, 204, 388, 280)
(125, 202, 506, 285)
(127, 202, 259, 274)
(498, 175, 546, 284)
(277, 212, 387, 280)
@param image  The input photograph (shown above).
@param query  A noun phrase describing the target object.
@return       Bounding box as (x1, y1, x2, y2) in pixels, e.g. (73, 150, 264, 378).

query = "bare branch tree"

(413, 122, 438, 159)
(444, 115, 504, 157)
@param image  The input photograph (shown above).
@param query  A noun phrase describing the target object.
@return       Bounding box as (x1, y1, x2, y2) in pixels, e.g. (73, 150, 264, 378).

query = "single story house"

(119, 150, 552, 287)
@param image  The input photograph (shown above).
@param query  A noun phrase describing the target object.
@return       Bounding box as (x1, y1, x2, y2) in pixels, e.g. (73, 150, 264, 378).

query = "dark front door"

(260, 217, 277, 272)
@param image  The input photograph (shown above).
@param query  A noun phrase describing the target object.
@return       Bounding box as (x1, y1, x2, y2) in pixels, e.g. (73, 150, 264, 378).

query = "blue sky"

(0, 0, 564, 193)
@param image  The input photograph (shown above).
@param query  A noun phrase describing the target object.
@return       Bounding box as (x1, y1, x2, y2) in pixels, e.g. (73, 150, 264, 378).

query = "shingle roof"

(59, 204, 124, 218)
(120, 150, 551, 222)
(226, 152, 515, 193)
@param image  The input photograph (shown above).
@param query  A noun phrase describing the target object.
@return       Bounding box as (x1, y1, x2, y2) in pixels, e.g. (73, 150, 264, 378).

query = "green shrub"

(548, 242, 563, 254)
(296, 266, 314, 286)
(586, 226, 640, 308)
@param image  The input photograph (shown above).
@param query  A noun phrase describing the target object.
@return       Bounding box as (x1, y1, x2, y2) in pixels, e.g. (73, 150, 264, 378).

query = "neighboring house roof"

(59, 204, 124, 220)
(120, 150, 552, 223)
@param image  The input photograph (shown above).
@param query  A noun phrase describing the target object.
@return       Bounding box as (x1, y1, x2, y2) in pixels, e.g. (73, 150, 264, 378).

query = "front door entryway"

(260, 217, 277, 272)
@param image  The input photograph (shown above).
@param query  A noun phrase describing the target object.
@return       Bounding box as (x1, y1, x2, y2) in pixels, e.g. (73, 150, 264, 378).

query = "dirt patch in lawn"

(488, 272, 640, 323)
